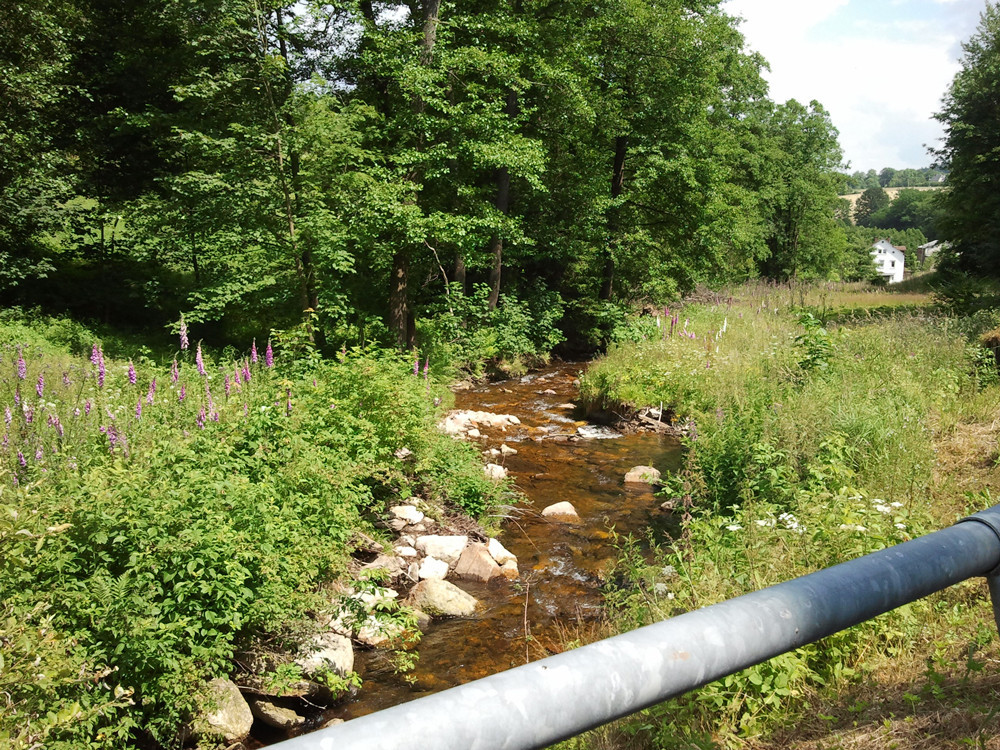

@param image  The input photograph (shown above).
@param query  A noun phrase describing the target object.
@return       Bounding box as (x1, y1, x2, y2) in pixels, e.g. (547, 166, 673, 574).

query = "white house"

(871, 239, 905, 284)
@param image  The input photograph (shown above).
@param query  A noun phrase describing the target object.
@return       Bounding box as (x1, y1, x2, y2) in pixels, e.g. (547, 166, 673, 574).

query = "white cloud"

(723, 0, 985, 170)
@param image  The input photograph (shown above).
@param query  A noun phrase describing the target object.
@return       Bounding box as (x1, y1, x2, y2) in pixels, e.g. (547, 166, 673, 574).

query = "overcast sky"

(722, 0, 988, 172)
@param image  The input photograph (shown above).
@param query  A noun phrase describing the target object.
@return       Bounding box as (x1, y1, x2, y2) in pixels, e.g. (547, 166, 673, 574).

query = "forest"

(3, 0, 868, 365)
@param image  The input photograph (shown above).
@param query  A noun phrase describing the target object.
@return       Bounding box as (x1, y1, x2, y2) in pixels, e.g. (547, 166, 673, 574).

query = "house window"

(891, 261, 895, 268)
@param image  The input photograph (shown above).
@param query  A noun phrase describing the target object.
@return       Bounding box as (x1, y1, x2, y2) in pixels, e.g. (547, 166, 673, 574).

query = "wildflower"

(312, 378, 317, 388)
(13, 387, 19, 406)
(62, 372, 70, 386)
(874, 503, 893, 515)
(4, 406, 10, 425)
(244, 403, 249, 416)
(196, 407, 206, 429)
(196, 342, 206, 376)
(18, 451, 26, 467)
(424, 357, 429, 378)
(224, 375, 231, 397)
(35, 447, 43, 461)
(839, 523, 867, 532)
(414, 354, 419, 377)
(106, 426, 118, 454)
(97, 351, 105, 388)
(179, 315, 189, 350)
(179, 385, 186, 402)
(242, 361, 251, 383)
(74, 407, 80, 417)
(171, 358, 179, 382)
(251, 339, 258, 363)
(755, 519, 774, 527)
(23, 406, 33, 424)
(211, 411, 219, 422)
(890, 501, 903, 508)
(17, 349, 26, 380)
(146, 378, 156, 405)
(265, 340, 274, 368)
(286, 388, 292, 416)
(135, 399, 142, 419)
(894, 522, 907, 530)
(128, 361, 136, 385)
(84, 400, 92, 416)
(726, 524, 743, 532)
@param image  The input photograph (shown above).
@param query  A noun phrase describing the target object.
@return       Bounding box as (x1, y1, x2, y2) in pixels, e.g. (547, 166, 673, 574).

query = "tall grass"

(577, 285, 1000, 748)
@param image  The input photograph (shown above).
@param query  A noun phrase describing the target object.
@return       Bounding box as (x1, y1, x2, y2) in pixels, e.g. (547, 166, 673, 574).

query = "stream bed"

(264, 363, 682, 741)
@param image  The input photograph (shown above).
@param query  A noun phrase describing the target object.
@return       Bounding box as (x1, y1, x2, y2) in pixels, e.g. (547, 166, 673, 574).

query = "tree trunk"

(600, 135, 628, 301)
(487, 88, 518, 310)
(454, 252, 467, 293)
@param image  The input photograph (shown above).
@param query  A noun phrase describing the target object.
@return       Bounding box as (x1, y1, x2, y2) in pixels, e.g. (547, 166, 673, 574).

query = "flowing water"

(257, 363, 682, 742)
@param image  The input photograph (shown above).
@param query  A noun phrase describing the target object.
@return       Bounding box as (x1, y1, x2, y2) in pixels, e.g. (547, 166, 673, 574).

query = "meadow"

(576, 281, 1000, 749)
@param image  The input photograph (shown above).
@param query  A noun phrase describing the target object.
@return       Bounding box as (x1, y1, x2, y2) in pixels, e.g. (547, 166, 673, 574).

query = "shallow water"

(258, 363, 681, 742)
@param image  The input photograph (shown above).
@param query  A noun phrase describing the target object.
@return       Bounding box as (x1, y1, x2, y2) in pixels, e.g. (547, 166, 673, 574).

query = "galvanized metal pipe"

(274, 506, 1000, 750)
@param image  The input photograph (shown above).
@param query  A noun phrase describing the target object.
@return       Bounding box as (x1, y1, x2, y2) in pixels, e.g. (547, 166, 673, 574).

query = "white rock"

(484, 463, 508, 480)
(390, 505, 425, 525)
(625, 465, 661, 484)
(418, 556, 450, 580)
(415, 535, 468, 564)
(355, 615, 405, 648)
(354, 587, 397, 609)
(486, 448, 502, 457)
(467, 428, 481, 439)
(198, 678, 253, 743)
(295, 633, 354, 678)
(486, 538, 516, 565)
(407, 579, 479, 617)
(500, 559, 519, 580)
(542, 501, 581, 522)
(394, 447, 413, 460)
(454, 543, 502, 582)
(248, 697, 305, 729)
(395, 545, 418, 558)
(500, 443, 517, 456)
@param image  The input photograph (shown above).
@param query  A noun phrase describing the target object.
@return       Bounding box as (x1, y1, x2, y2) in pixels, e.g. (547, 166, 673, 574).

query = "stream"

(262, 362, 682, 741)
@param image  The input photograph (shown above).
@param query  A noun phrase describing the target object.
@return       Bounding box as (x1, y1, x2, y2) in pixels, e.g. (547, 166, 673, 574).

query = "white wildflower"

(895, 523, 907, 530)
(839, 524, 867, 532)
(874, 504, 892, 515)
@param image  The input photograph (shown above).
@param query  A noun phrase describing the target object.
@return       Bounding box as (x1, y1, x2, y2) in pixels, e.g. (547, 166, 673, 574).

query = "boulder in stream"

(541, 501, 581, 523)
(195, 678, 254, 744)
(417, 555, 450, 580)
(406, 579, 479, 617)
(414, 534, 468, 564)
(484, 463, 508, 480)
(247, 697, 306, 729)
(486, 538, 516, 565)
(500, 559, 519, 580)
(625, 465, 661, 485)
(454, 542, 501, 582)
(294, 632, 354, 678)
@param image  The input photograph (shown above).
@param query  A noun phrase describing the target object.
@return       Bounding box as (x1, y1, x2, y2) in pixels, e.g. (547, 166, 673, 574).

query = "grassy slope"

(573, 281, 1000, 750)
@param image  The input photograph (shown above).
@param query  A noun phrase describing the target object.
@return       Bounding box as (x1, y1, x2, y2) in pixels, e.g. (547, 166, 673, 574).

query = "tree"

(854, 186, 890, 225)
(934, 1, 1000, 275)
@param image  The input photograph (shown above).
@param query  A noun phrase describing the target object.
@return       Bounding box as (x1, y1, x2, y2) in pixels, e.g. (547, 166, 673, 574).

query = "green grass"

(575, 283, 1000, 749)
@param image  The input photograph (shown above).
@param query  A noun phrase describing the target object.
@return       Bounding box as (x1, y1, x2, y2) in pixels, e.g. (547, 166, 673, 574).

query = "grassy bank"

(0, 311, 504, 748)
(576, 282, 1000, 749)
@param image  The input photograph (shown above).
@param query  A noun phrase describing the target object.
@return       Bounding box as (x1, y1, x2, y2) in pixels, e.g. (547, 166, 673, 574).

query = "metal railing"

(273, 505, 1000, 750)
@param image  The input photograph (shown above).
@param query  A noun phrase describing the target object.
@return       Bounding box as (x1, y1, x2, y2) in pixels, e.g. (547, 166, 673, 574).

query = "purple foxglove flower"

(35, 447, 43, 461)
(74, 407, 80, 417)
(84, 399, 91, 415)
(224, 375, 231, 397)
(171, 358, 179, 382)
(135, 399, 142, 419)
(36, 373, 44, 398)
(146, 378, 156, 404)
(4, 406, 10, 425)
(423, 358, 429, 378)
(62, 372, 70, 386)
(265, 340, 274, 368)
(251, 339, 258, 363)
(179, 315, 189, 350)
(17, 349, 26, 380)
(18, 450, 26, 467)
(179, 385, 186, 402)
(312, 378, 317, 388)
(243, 403, 248, 416)
(197, 407, 206, 429)
(413, 354, 419, 377)
(54, 418, 63, 437)
(1, 433, 7, 450)
(97, 348, 105, 388)
(195, 342, 206, 376)
(211, 411, 219, 422)
(106, 426, 118, 454)
(23, 406, 33, 424)
(13, 387, 20, 406)
(128, 361, 136, 385)
(242, 362, 251, 382)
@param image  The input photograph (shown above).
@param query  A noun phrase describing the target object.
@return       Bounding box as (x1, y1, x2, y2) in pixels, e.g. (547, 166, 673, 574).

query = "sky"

(722, 0, 988, 173)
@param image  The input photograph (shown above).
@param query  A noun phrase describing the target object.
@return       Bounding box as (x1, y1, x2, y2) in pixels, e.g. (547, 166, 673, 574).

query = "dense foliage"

(935, 2, 1000, 276)
(578, 284, 1000, 748)
(0, 0, 856, 363)
(0, 312, 503, 747)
